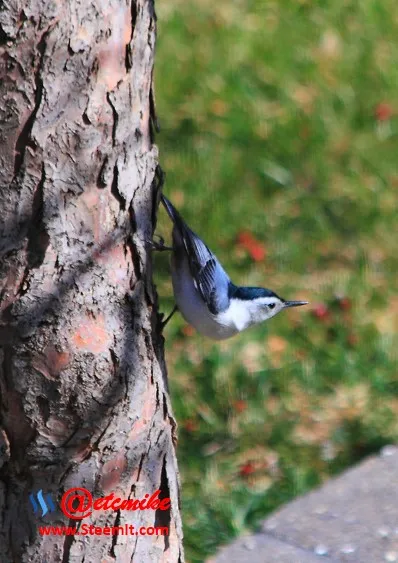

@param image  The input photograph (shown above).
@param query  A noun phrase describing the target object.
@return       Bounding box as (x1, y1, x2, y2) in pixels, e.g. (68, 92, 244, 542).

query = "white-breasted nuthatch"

(158, 195, 308, 340)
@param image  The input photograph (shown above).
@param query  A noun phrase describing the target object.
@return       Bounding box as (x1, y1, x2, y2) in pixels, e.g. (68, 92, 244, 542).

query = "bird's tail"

(160, 194, 195, 247)
(160, 194, 182, 225)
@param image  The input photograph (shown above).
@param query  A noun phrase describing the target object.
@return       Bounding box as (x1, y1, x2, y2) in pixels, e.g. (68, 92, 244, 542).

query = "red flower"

(233, 399, 248, 413)
(338, 297, 352, 311)
(347, 333, 359, 347)
(182, 325, 195, 337)
(239, 462, 256, 477)
(237, 230, 266, 262)
(311, 304, 330, 321)
(184, 419, 198, 433)
(375, 102, 393, 122)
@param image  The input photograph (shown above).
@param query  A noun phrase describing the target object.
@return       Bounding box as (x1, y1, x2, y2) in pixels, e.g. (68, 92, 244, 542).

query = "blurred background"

(154, 1, 398, 561)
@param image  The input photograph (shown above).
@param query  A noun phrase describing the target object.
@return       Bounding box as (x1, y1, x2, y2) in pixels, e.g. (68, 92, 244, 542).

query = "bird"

(157, 194, 308, 340)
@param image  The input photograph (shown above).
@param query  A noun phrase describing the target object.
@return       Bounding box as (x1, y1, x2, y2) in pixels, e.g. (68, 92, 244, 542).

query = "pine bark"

(0, 0, 183, 561)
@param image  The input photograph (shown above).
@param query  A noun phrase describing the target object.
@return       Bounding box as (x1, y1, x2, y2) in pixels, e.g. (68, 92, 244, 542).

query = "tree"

(0, 0, 183, 561)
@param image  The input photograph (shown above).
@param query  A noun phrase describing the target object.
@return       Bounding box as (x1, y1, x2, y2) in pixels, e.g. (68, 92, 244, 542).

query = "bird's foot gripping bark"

(160, 305, 178, 329)
(147, 234, 173, 252)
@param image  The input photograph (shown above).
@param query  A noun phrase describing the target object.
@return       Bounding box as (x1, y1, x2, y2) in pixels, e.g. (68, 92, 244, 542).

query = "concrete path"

(213, 445, 398, 563)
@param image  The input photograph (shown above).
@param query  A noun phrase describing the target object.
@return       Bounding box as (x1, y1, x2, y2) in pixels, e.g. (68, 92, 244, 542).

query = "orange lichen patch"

(97, 47, 126, 91)
(32, 346, 70, 380)
(95, 243, 132, 286)
(84, 3, 132, 125)
(97, 3, 132, 90)
(100, 451, 128, 493)
(73, 313, 111, 354)
(129, 383, 157, 441)
(80, 188, 100, 210)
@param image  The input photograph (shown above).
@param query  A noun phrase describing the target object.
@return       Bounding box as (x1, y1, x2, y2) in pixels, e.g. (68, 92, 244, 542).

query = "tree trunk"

(0, 0, 183, 561)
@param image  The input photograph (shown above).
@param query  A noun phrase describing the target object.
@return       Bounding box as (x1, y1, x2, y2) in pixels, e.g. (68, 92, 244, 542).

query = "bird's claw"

(160, 305, 178, 330)
(146, 234, 172, 252)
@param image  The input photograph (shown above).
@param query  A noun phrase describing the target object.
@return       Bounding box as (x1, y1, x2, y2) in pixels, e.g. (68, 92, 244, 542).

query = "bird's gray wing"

(161, 195, 231, 314)
(194, 253, 231, 315)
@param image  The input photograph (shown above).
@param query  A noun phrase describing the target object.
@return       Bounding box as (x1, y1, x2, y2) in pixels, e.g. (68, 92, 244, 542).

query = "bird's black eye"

(269, 303, 276, 310)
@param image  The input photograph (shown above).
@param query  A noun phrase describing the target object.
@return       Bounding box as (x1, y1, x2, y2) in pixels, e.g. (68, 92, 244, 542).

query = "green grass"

(154, 1, 398, 560)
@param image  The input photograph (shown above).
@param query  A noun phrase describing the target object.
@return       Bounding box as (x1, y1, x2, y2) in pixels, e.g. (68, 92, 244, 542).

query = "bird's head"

(257, 292, 309, 323)
(230, 286, 308, 326)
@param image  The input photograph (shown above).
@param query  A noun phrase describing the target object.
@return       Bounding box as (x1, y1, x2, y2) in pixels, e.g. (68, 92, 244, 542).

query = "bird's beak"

(283, 300, 309, 308)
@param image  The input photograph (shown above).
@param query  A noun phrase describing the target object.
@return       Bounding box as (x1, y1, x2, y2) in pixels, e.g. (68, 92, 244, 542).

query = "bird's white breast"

(171, 254, 246, 340)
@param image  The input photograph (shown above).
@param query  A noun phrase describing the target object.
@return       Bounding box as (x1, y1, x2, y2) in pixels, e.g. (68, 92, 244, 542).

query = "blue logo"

(29, 490, 56, 517)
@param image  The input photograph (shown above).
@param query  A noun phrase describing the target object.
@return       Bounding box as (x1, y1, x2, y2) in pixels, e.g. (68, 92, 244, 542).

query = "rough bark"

(0, 0, 183, 561)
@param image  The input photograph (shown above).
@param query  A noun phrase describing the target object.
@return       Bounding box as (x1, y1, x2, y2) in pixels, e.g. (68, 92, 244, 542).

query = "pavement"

(212, 445, 398, 563)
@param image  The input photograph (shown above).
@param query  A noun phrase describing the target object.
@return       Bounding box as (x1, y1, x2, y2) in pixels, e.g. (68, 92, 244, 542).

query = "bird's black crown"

(228, 284, 280, 301)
